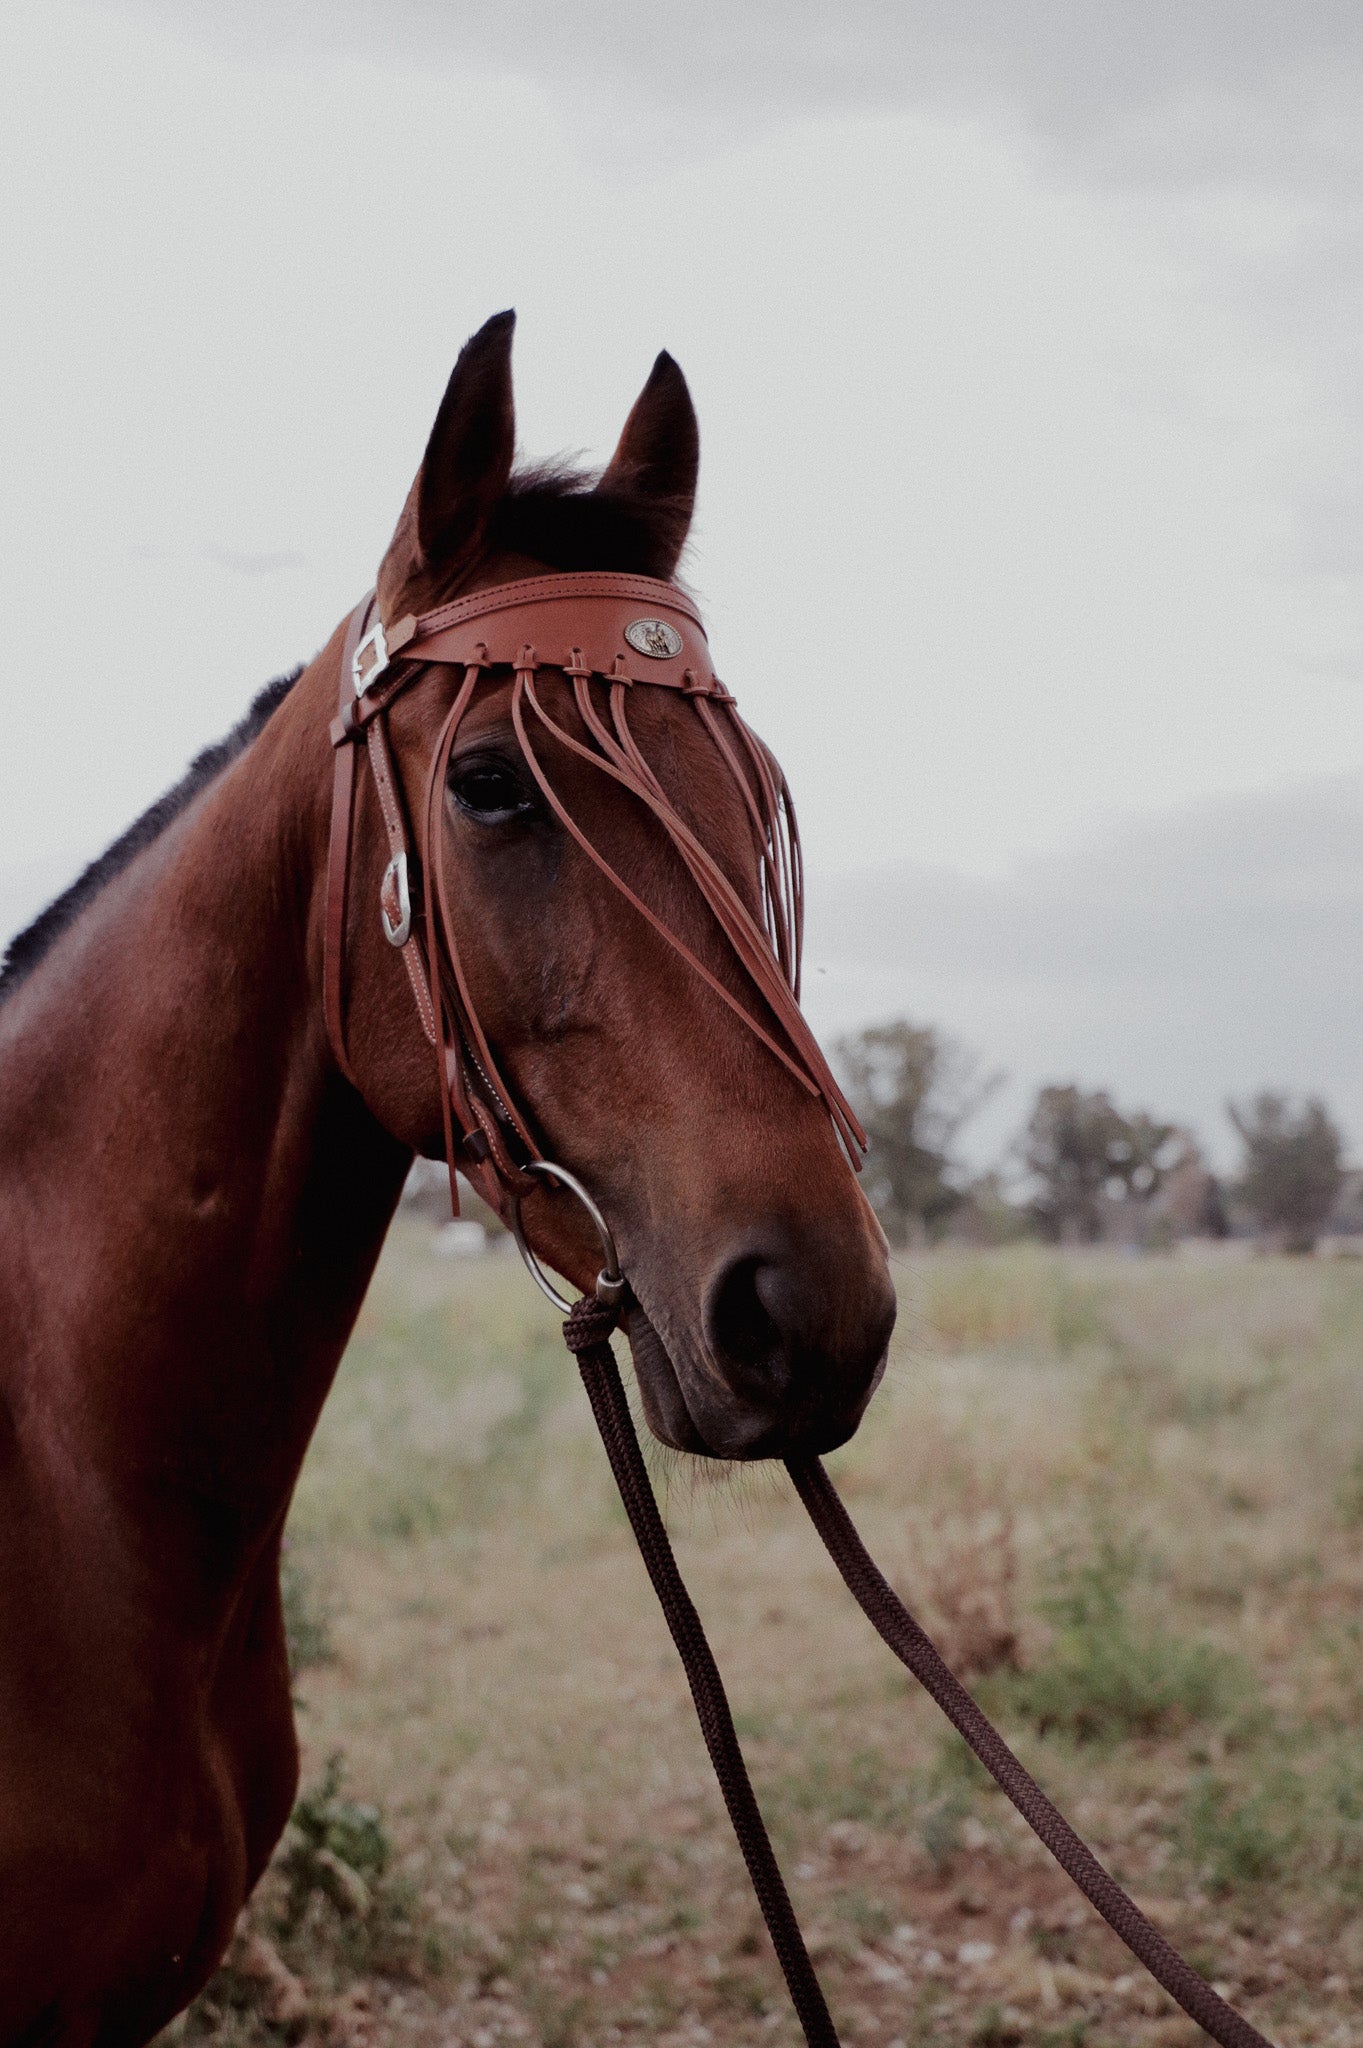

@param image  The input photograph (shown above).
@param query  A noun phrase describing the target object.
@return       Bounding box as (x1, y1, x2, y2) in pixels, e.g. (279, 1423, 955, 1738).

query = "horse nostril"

(700, 1233, 896, 1454)
(704, 1254, 791, 1399)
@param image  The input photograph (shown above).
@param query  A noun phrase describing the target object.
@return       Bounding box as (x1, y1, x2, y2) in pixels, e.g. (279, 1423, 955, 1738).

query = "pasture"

(175, 1226, 1363, 2048)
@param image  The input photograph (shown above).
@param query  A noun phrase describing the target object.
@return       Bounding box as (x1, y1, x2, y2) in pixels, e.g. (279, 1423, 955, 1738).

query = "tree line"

(837, 1019, 1351, 1254)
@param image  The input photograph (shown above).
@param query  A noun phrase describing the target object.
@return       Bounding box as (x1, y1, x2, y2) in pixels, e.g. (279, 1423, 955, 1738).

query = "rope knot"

(562, 1292, 622, 1354)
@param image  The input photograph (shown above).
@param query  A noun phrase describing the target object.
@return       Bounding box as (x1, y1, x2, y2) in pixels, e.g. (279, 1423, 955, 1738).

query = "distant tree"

(836, 1020, 1001, 1247)
(1021, 1085, 1180, 1243)
(1228, 1092, 1344, 1253)
(1157, 1142, 1230, 1241)
(953, 1170, 1033, 1246)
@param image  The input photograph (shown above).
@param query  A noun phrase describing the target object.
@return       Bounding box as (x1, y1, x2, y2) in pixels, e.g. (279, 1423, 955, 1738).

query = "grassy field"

(176, 1227, 1363, 2048)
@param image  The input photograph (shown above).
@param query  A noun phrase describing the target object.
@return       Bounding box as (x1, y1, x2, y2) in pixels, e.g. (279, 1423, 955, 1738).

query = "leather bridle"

(324, 569, 864, 1240)
(322, 570, 1275, 2048)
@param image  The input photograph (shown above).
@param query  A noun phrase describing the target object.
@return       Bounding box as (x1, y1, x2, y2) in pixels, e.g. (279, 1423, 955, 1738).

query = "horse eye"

(449, 758, 533, 822)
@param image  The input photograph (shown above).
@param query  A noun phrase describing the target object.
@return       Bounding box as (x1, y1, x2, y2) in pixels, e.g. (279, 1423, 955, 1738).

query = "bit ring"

(509, 1159, 626, 1315)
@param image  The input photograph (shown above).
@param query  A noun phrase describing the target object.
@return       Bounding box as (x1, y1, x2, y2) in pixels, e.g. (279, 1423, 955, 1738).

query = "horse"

(0, 310, 895, 2045)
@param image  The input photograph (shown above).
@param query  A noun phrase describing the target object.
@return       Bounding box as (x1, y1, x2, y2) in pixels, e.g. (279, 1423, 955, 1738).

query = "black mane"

(0, 670, 302, 1005)
(0, 463, 684, 1008)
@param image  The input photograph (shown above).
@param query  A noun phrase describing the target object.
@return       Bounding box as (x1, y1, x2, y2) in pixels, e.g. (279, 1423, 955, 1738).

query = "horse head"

(334, 311, 895, 1461)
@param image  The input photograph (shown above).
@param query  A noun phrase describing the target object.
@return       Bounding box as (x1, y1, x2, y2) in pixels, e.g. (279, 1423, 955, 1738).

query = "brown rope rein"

(560, 1296, 1276, 2048)
(564, 1296, 839, 2048)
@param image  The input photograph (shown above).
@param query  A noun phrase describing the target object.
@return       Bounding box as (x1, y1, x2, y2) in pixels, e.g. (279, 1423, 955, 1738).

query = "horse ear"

(377, 310, 517, 612)
(596, 351, 699, 577)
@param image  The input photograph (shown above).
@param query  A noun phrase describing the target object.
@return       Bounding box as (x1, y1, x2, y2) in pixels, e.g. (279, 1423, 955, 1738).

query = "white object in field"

(435, 1219, 487, 1258)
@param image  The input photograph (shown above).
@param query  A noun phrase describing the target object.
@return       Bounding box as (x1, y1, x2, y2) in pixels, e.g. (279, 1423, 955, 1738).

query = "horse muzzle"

(623, 1228, 896, 1462)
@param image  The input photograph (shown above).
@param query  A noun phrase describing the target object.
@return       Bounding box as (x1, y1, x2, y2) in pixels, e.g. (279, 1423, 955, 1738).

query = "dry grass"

(166, 1232, 1363, 2048)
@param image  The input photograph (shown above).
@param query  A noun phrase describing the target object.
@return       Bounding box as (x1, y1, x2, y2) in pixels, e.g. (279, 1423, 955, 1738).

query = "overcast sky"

(3, 2, 1360, 1163)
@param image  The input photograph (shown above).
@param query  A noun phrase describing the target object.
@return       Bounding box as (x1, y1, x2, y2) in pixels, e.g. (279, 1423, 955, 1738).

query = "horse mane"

(0, 466, 688, 1006)
(0, 671, 304, 1005)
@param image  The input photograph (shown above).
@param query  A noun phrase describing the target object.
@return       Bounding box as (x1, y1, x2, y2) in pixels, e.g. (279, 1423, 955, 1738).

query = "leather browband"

(394, 573, 727, 697)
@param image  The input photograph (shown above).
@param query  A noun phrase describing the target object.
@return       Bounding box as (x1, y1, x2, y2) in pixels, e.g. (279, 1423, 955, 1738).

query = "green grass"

(279, 1547, 334, 1674)
(1334, 1448, 1363, 1529)
(183, 1754, 433, 2039)
(995, 1532, 1246, 1744)
(172, 1231, 1363, 2045)
(1178, 1771, 1295, 1893)
(918, 1249, 1110, 1358)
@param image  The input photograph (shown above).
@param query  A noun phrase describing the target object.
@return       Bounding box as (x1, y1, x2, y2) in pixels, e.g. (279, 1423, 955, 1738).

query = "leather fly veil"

(325, 571, 865, 1221)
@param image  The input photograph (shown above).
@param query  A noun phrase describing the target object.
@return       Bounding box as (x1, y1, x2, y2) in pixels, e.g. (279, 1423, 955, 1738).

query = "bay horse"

(0, 311, 894, 2045)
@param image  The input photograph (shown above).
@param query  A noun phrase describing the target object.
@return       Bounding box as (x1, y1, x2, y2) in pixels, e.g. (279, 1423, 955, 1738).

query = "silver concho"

(624, 617, 684, 660)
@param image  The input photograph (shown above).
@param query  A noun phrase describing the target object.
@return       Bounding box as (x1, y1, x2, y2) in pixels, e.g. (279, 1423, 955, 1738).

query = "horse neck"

(0, 629, 410, 1537)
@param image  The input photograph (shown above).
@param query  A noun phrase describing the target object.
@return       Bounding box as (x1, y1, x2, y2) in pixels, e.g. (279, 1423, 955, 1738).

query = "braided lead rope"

(785, 1459, 1275, 2048)
(561, 1297, 840, 2048)
(561, 1298, 1276, 2048)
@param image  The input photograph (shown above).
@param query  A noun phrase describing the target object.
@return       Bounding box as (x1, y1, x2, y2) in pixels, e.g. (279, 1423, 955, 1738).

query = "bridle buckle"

(380, 852, 411, 947)
(352, 619, 390, 697)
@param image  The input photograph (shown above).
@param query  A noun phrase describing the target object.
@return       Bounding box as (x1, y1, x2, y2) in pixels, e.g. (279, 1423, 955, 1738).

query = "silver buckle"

(352, 619, 390, 697)
(380, 853, 411, 947)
